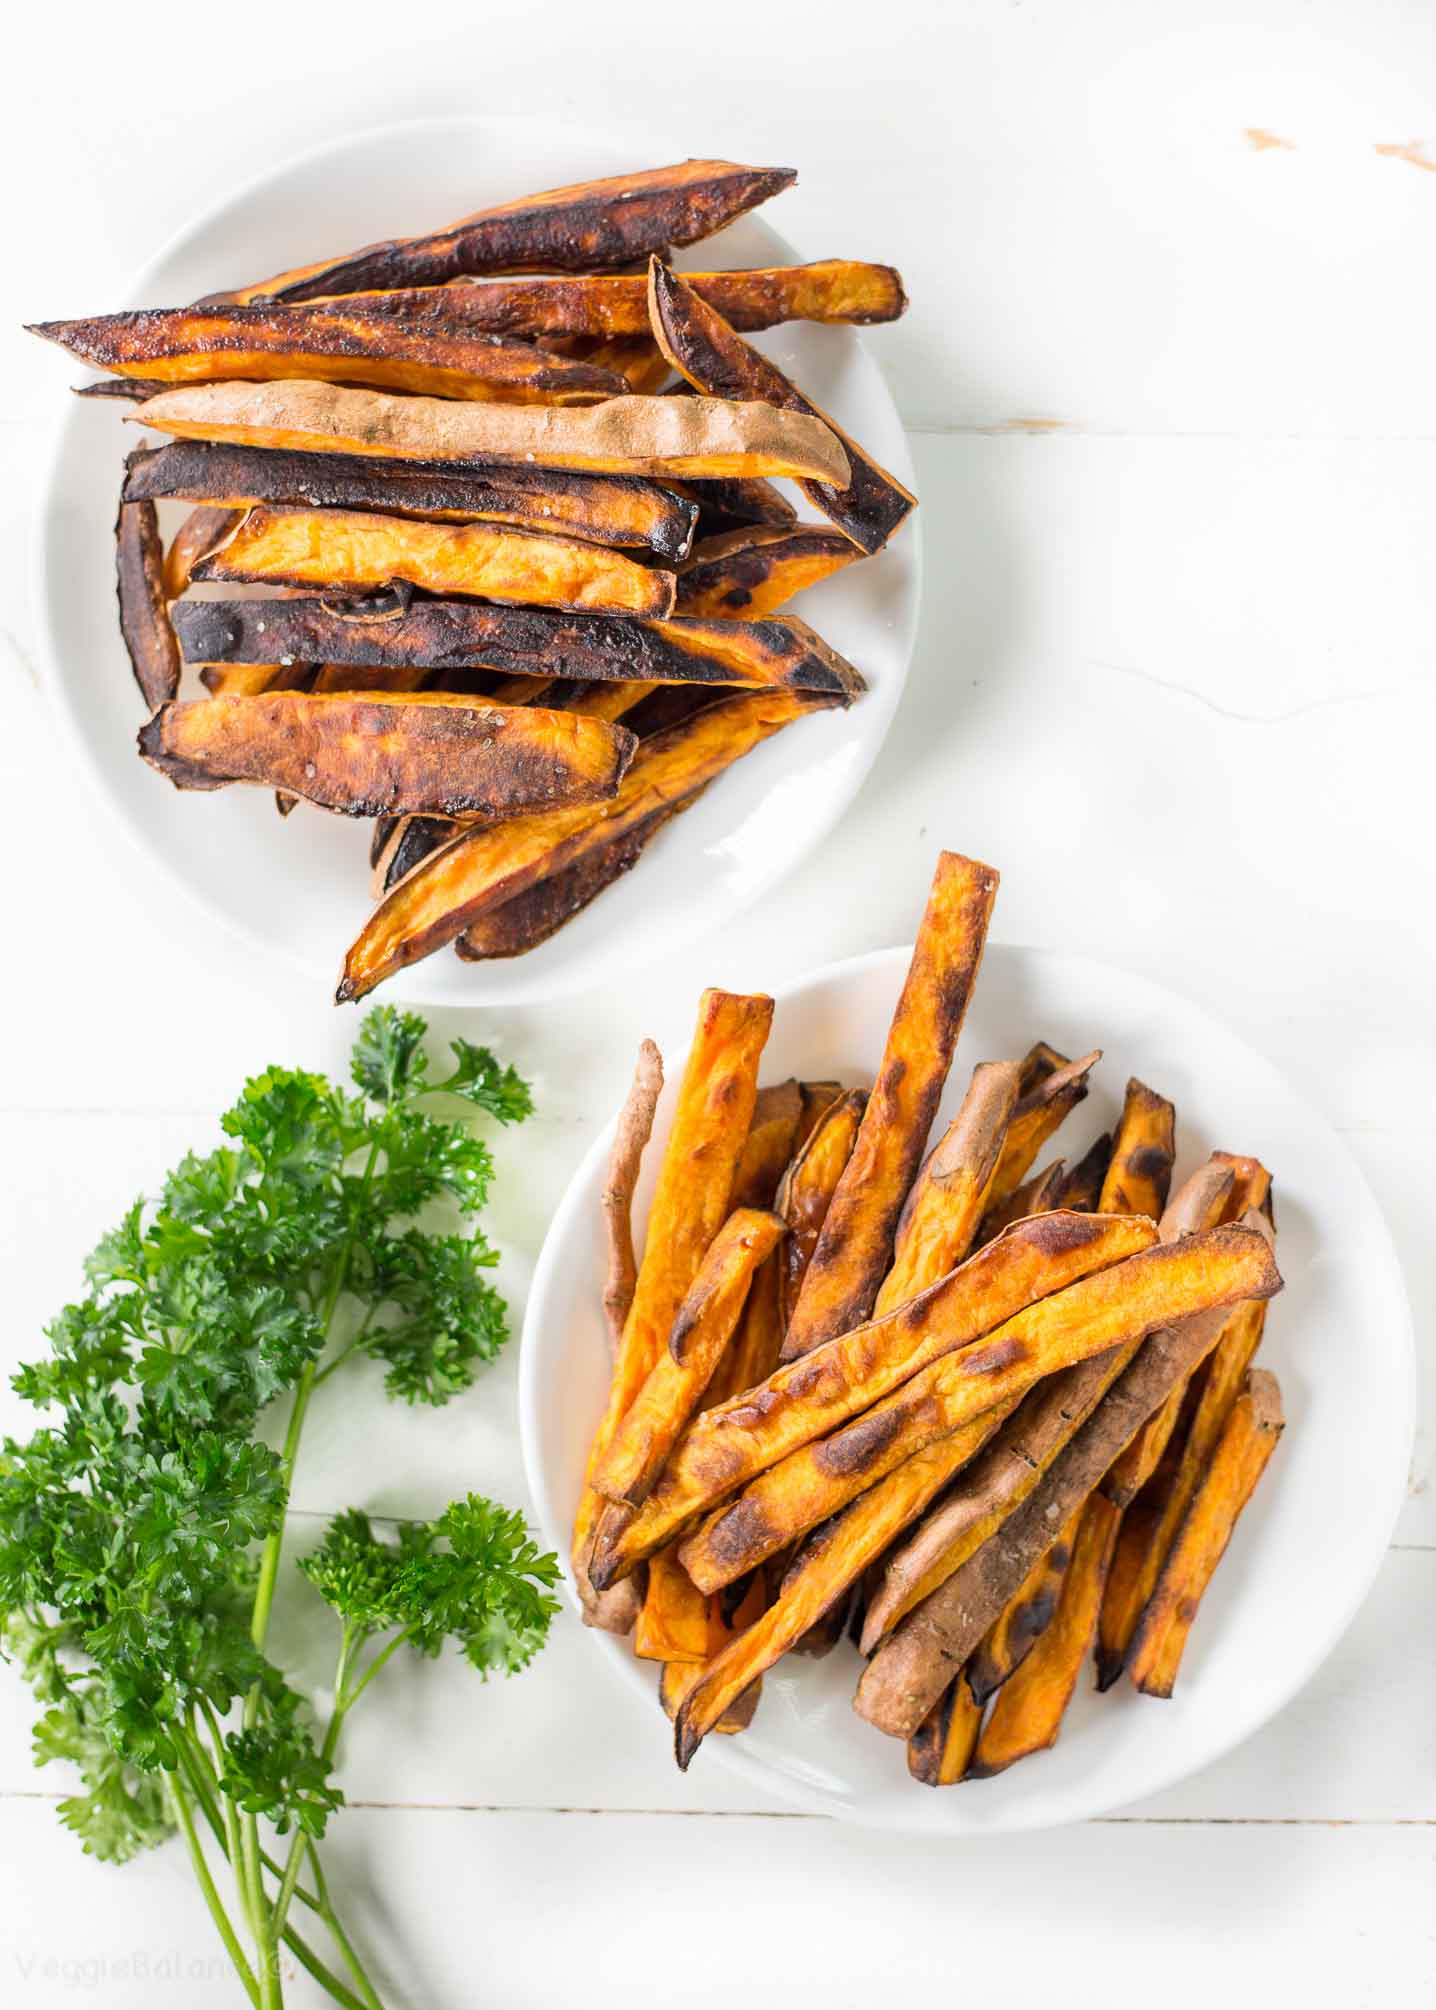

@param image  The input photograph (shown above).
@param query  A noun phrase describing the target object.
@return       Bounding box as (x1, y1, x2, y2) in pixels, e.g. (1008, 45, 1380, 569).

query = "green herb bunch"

(0, 1009, 558, 2010)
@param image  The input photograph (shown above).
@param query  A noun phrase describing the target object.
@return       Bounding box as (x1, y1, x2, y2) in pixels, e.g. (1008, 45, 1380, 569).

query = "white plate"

(520, 941, 1415, 1833)
(32, 114, 921, 1006)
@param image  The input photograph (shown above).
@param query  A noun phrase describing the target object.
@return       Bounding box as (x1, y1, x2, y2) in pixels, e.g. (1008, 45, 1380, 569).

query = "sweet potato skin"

(129, 380, 851, 484)
(852, 1236, 1282, 1740)
(222, 160, 799, 302)
(648, 258, 916, 555)
(678, 1223, 1280, 1595)
(342, 261, 907, 339)
(337, 691, 837, 1000)
(123, 440, 700, 559)
(967, 1492, 1121, 1777)
(139, 690, 634, 819)
(599, 1041, 665, 1360)
(194, 506, 676, 617)
(591, 1207, 785, 1507)
(778, 852, 1000, 1360)
(1127, 1370, 1284, 1697)
(978, 1050, 1100, 1221)
(675, 525, 861, 619)
(115, 500, 180, 709)
(173, 595, 860, 702)
(589, 1210, 1157, 1591)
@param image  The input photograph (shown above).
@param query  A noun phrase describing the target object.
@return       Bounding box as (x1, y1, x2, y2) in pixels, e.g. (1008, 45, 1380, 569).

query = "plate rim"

(518, 937, 1417, 1833)
(29, 111, 923, 1007)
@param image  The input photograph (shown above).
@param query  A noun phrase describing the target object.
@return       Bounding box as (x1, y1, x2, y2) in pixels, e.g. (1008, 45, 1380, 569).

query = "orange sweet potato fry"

(1127, 1370, 1284, 1697)
(1098, 1078, 1177, 1220)
(778, 852, 999, 1362)
(967, 1492, 1122, 1777)
(659, 1659, 760, 1735)
(908, 1675, 984, 1787)
(675, 526, 861, 619)
(163, 503, 243, 602)
(976, 1156, 1069, 1245)
(678, 1223, 1278, 1595)
(977, 1049, 1100, 1222)
(706, 1086, 807, 1407)
(873, 1060, 1023, 1314)
(1055, 1133, 1113, 1213)
(776, 1090, 866, 1330)
(571, 989, 772, 1624)
(966, 1511, 1078, 1706)
(588, 1210, 1154, 1591)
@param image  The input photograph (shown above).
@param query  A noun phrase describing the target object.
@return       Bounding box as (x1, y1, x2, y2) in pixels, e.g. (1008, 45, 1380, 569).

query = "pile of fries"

(575, 852, 1287, 1784)
(30, 159, 916, 997)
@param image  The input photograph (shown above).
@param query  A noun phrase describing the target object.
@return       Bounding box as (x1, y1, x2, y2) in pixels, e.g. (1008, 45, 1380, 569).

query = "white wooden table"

(2, 3, 1432, 2002)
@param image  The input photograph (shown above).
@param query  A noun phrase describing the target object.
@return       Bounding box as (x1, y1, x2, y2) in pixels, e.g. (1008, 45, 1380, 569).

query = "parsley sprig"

(0, 1010, 555, 2010)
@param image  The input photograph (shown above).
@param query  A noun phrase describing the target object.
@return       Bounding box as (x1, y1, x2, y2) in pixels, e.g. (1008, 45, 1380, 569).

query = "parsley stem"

(309, 1849, 387, 2010)
(338, 1627, 412, 1716)
(166, 1770, 261, 2009)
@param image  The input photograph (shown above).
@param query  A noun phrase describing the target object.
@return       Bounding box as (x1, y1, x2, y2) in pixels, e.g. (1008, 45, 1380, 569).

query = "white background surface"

(2, 2, 1432, 2003)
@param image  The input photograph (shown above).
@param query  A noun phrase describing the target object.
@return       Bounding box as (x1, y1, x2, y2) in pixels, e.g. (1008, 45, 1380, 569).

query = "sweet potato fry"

(796, 1081, 843, 1148)
(966, 1512, 1077, 1706)
(675, 525, 861, 618)
(856, 1159, 1237, 1653)
(669, 475, 798, 537)
(659, 1659, 760, 1735)
(778, 852, 1000, 1362)
(703, 1086, 808, 1407)
(590, 1211, 1154, 1592)
(1127, 1371, 1284, 1697)
(592, 1207, 785, 1507)
(128, 381, 851, 484)
(1056, 1133, 1113, 1212)
(776, 1090, 866, 1329)
(1098, 1079, 1177, 1220)
(337, 690, 839, 1000)
(978, 1050, 1100, 1221)
(872, 1060, 1023, 1316)
(30, 305, 627, 404)
(339, 261, 907, 339)
(852, 1227, 1281, 1740)
(193, 505, 676, 617)
(115, 499, 180, 709)
(648, 259, 915, 554)
(976, 1157, 1069, 1245)
(218, 160, 798, 303)
(733, 1083, 806, 1210)
(173, 596, 862, 702)
(583, 336, 672, 394)
(123, 439, 700, 559)
(454, 804, 684, 957)
(967, 1493, 1121, 1777)
(679, 1223, 1278, 1594)
(163, 503, 242, 601)
(198, 662, 313, 699)
(571, 989, 772, 1622)
(138, 689, 634, 819)
(634, 1546, 711, 1664)
(908, 1674, 984, 1786)
(601, 1040, 664, 1360)
(310, 663, 432, 695)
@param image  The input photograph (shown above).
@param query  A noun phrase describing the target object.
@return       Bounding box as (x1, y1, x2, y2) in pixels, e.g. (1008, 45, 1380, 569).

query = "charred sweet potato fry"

(908, 1674, 984, 1786)
(659, 1659, 759, 1735)
(454, 804, 684, 957)
(966, 1514, 1077, 1705)
(648, 259, 915, 554)
(1127, 1371, 1284, 1697)
(668, 475, 798, 537)
(123, 439, 700, 560)
(571, 990, 773, 1621)
(852, 1229, 1282, 1741)
(1056, 1133, 1113, 1213)
(173, 595, 861, 702)
(582, 336, 672, 394)
(115, 499, 180, 709)
(592, 1208, 785, 1507)
(776, 1089, 866, 1329)
(601, 1041, 665, 1360)
(31, 305, 628, 404)
(163, 503, 242, 601)
(674, 525, 862, 618)
(193, 506, 676, 617)
(218, 160, 798, 303)
(129, 381, 851, 484)
(857, 1159, 1238, 1653)
(139, 689, 634, 819)
(976, 1157, 1069, 1245)
(199, 662, 314, 699)
(590, 1211, 1155, 1593)
(678, 1223, 1279, 1594)
(967, 1493, 1121, 1777)
(340, 261, 907, 339)
(310, 663, 432, 695)
(337, 690, 839, 1000)
(778, 853, 1000, 1362)
(872, 1060, 1023, 1316)
(1098, 1079, 1177, 1220)
(977, 1050, 1100, 1223)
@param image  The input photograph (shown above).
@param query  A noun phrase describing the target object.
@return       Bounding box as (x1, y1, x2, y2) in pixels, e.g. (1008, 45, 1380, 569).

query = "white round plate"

(33, 115, 920, 1006)
(520, 942, 1415, 1833)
